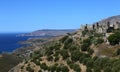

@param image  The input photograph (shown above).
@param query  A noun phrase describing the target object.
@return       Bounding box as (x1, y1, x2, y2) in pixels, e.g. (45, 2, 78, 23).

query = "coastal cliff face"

(9, 15, 120, 72)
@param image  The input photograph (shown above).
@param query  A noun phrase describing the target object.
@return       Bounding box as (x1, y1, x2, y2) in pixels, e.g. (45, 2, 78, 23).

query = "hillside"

(9, 15, 120, 72)
(0, 53, 22, 72)
(20, 29, 76, 36)
(93, 15, 120, 25)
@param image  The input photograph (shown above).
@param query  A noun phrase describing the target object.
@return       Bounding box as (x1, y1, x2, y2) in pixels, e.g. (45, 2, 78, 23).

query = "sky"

(0, 0, 120, 33)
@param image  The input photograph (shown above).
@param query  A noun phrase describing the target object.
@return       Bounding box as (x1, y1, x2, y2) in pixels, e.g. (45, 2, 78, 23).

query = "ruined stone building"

(79, 15, 120, 44)
(81, 21, 120, 34)
(80, 21, 120, 44)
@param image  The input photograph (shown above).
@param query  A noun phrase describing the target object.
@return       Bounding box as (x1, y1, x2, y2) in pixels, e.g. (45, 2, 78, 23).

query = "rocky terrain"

(8, 15, 120, 72)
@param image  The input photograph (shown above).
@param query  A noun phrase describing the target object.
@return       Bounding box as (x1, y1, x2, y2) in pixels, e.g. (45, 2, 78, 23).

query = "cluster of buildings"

(80, 21, 120, 44)
(81, 21, 120, 34)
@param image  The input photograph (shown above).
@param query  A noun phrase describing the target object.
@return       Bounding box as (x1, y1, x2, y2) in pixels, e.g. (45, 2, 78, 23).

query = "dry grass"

(95, 43, 120, 57)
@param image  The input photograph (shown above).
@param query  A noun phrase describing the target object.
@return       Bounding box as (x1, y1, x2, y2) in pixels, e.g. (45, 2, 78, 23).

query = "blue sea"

(0, 33, 40, 53)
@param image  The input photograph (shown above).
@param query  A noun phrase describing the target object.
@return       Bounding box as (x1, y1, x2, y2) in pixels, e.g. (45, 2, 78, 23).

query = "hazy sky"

(0, 0, 120, 32)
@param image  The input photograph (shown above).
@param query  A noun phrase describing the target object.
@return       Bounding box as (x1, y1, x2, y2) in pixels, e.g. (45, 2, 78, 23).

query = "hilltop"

(9, 15, 120, 72)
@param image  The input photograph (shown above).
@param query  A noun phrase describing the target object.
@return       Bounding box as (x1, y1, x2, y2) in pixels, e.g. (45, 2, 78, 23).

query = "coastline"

(0, 35, 61, 72)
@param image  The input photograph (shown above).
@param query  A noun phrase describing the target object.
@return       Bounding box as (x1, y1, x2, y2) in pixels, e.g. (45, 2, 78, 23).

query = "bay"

(0, 33, 42, 53)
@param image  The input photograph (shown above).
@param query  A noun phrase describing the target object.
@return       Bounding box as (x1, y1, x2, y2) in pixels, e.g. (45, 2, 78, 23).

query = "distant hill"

(20, 29, 76, 36)
(93, 15, 120, 25)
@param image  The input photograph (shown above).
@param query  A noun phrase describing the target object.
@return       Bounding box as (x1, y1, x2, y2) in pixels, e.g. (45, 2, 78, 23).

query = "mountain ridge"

(20, 29, 76, 36)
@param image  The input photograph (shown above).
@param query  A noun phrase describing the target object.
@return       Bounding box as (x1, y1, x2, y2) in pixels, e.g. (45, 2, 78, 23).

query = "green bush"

(64, 38, 73, 45)
(81, 38, 92, 51)
(71, 50, 82, 62)
(47, 55, 53, 61)
(96, 38, 104, 44)
(40, 63, 48, 70)
(115, 48, 120, 56)
(79, 53, 90, 63)
(103, 66, 111, 72)
(45, 49, 53, 56)
(60, 49, 69, 60)
(82, 58, 90, 65)
(112, 59, 120, 72)
(48, 65, 57, 72)
(26, 66, 34, 72)
(108, 33, 120, 45)
(81, 43, 89, 51)
(93, 66, 101, 72)
(38, 70, 42, 72)
(54, 56, 59, 62)
(67, 59, 73, 65)
(83, 38, 91, 45)
(86, 67, 92, 72)
(60, 36, 68, 43)
(60, 65, 69, 72)
(69, 45, 78, 52)
(34, 60, 40, 65)
(56, 66, 61, 72)
(86, 59, 93, 68)
(93, 58, 108, 69)
(63, 43, 71, 49)
(82, 29, 89, 37)
(87, 48, 94, 55)
(94, 33, 103, 37)
(69, 63, 81, 72)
